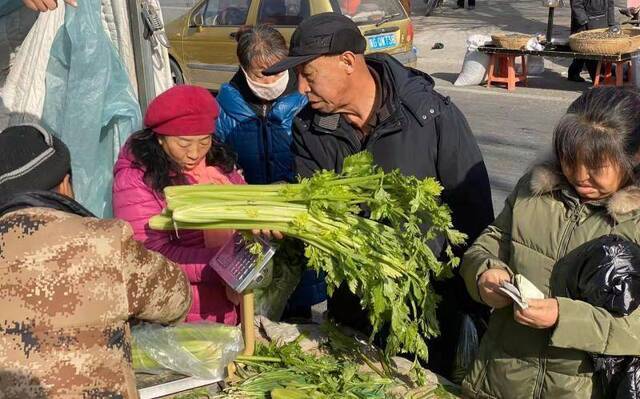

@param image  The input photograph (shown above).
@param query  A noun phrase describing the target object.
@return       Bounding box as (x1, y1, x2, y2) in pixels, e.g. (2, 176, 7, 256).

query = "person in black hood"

(0, 124, 191, 398)
(264, 12, 494, 378)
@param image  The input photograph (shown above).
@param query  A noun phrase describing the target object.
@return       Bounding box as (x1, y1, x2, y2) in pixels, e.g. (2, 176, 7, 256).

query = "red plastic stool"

(593, 60, 633, 87)
(486, 53, 528, 92)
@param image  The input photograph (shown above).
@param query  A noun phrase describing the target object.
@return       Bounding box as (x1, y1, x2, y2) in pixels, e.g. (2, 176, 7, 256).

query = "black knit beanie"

(0, 124, 71, 195)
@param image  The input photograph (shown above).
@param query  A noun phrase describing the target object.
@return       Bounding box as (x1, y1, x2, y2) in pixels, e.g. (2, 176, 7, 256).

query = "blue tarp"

(42, 0, 141, 217)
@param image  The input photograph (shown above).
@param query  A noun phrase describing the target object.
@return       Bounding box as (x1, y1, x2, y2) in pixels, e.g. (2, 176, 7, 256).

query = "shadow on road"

(432, 68, 590, 92)
(411, 0, 571, 37)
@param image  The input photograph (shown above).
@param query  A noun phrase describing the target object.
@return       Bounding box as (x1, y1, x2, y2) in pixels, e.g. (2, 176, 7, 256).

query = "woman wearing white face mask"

(216, 25, 308, 184)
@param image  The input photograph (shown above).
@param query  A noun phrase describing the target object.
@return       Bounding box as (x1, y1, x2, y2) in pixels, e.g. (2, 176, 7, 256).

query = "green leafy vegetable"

(222, 336, 393, 399)
(150, 152, 465, 361)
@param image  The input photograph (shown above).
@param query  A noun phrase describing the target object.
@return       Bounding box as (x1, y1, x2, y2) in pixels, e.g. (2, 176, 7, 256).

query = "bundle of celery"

(150, 152, 465, 361)
(131, 323, 243, 379)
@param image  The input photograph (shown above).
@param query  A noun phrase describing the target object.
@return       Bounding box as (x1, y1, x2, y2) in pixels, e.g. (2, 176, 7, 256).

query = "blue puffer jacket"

(216, 77, 308, 184)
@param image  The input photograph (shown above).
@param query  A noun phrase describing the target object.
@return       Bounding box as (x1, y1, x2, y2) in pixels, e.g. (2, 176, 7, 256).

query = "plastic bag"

(525, 56, 545, 75)
(450, 314, 480, 385)
(132, 322, 244, 379)
(556, 235, 640, 399)
(41, 0, 141, 217)
(559, 234, 640, 316)
(254, 239, 305, 321)
(455, 34, 492, 87)
(513, 38, 545, 76)
(591, 355, 640, 399)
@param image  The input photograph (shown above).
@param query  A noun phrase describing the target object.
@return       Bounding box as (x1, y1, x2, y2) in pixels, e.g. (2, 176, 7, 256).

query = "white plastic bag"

(132, 322, 244, 379)
(516, 38, 545, 76)
(454, 34, 493, 87)
(526, 56, 545, 75)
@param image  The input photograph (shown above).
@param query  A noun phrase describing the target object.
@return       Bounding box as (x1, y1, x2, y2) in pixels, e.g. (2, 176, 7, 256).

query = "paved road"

(409, 0, 592, 213)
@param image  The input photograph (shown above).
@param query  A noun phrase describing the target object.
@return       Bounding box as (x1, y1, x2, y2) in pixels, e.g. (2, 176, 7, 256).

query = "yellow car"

(166, 0, 417, 91)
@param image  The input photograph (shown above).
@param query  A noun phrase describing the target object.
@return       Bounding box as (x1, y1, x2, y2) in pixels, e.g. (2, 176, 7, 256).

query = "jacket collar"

(0, 191, 94, 218)
(218, 80, 306, 121)
(529, 154, 640, 220)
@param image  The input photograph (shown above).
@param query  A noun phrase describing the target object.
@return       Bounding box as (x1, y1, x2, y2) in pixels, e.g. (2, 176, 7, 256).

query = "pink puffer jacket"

(112, 146, 244, 325)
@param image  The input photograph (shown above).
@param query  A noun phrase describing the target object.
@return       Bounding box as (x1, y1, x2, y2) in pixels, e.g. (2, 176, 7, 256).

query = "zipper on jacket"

(532, 204, 583, 397)
(260, 104, 272, 182)
(533, 357, 547, 399)
(556, 204, 584, 260)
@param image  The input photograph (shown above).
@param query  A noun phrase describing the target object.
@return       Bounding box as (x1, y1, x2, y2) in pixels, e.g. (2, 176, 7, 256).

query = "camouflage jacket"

(0, 207, 192, 399)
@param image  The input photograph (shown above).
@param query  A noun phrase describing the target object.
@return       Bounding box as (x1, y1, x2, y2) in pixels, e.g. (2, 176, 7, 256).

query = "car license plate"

(367, 33, 397, 50)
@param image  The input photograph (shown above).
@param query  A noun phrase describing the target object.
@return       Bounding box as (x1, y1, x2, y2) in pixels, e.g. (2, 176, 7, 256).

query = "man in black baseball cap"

(274, 12, 495, 380)
(263, 12, 367, 76)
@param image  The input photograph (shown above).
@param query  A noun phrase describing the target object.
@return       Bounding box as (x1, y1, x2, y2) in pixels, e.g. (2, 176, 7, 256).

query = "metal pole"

(127, 0, 157, 114)
(546, 7, 555, 44)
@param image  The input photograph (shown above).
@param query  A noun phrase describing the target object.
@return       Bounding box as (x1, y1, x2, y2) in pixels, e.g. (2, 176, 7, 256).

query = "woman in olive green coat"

(461, 87, 640, 399)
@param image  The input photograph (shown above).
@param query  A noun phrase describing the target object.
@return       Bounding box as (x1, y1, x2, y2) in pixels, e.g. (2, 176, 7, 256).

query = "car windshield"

(337, 0, 406, 25)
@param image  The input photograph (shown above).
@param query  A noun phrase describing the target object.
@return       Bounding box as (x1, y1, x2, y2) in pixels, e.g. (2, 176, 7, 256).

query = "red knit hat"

(144, 85, 219, 136)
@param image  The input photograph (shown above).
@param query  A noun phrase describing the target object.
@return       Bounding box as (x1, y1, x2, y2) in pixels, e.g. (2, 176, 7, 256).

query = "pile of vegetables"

(226, 343, 391, 398)
(221, 324, 461, 399)
(222, 324, 394, 399)
(150, 152, 465, 361)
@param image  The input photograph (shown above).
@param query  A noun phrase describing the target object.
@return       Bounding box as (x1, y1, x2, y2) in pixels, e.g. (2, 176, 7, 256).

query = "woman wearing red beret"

(112, 85, 266, 324)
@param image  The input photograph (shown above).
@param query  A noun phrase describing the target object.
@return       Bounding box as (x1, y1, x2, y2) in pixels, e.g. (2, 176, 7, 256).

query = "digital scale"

(208, 233, 276, 294)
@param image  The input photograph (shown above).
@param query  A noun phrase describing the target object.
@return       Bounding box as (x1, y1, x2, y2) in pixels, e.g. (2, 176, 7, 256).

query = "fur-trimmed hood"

(529, 155, 640, 218)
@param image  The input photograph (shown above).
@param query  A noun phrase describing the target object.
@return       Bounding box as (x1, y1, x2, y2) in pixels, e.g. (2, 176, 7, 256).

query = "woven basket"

(569, 28, 640, 55)
(491, 34, 533, 50)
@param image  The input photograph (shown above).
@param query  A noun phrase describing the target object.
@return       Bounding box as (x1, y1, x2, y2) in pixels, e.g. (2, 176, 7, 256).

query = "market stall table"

(478, 45, 640, 91)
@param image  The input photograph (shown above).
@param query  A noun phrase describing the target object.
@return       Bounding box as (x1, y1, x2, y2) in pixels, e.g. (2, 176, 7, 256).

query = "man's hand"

(23, 0, 76, 12)
(477, 268, 513, 309)
(514, 298, 559, 329)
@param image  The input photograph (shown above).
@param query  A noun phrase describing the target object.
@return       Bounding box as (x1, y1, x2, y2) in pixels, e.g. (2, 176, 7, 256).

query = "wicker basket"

(491, 34, 533, 50)
(569, 28, 640, 55)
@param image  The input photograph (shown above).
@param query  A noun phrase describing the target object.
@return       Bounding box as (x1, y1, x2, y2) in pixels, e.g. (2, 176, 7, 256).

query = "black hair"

(235, 24, 288, 71)
(554, 87, 640, 182)
(128, 129, 238, 194)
